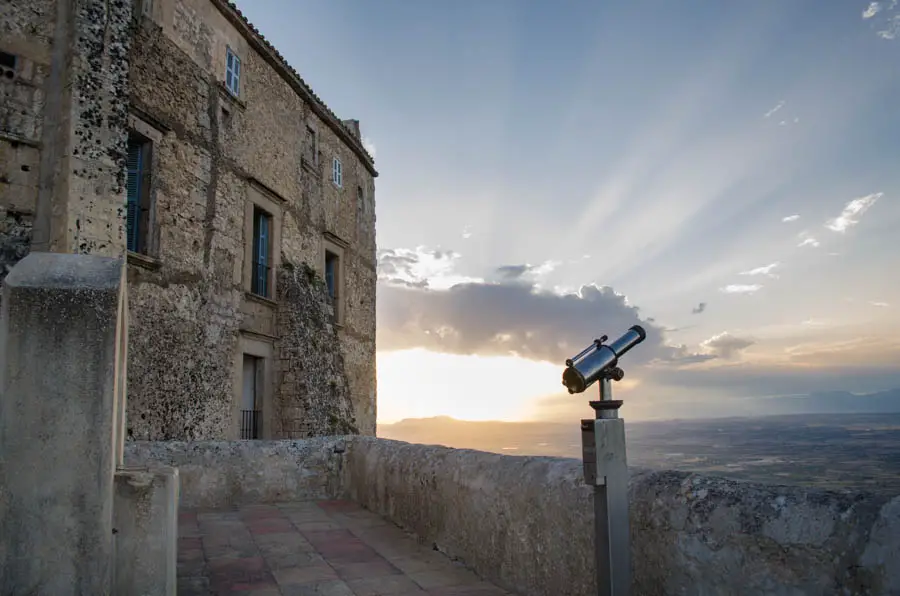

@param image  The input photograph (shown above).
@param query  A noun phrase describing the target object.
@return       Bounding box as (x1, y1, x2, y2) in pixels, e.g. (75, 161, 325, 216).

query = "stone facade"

(0, 0, 378, 440)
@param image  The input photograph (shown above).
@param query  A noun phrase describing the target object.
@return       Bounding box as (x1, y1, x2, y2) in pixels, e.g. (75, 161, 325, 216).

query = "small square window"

(332, 157, 342, 187)
(226, 47, 241, 97)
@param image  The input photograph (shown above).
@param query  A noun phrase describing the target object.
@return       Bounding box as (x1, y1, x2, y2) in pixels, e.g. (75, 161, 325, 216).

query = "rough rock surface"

(274, 262, 358, 438)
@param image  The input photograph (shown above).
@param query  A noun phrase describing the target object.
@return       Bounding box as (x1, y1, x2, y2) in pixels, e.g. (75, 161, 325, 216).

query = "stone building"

(0, 0, 378, 440)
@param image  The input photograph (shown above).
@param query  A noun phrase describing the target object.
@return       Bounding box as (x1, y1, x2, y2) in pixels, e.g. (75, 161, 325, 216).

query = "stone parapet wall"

(125, 438, 348, 509)
(126, 437, 900, 596)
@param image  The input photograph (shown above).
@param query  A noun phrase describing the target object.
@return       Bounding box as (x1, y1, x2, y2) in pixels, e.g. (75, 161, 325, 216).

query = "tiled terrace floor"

(178, 500, 515, 596)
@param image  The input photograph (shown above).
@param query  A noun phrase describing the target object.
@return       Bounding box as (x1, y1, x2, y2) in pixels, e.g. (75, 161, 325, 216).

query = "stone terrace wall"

(127, 437, 900, 596)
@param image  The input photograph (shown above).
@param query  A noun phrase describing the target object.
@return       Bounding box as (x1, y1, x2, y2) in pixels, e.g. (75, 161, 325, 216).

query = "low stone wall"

(124, 438, 347, 509)
(127, 437, 900, 596)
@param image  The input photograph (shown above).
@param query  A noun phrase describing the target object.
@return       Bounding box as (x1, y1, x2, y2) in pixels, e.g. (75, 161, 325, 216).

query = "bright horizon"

(234, 0, 900, 424)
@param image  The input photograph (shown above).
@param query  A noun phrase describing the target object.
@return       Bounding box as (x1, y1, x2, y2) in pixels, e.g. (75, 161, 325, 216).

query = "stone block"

(0, 251, 126, 595)
(113, 466, 180, 596)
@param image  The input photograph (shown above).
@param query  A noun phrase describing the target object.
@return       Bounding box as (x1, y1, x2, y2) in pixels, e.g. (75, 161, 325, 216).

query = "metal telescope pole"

(581, 368, 632, 596)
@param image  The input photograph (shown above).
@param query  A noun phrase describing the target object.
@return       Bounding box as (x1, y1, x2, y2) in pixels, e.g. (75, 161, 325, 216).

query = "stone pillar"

(0, 252, 126, 595)
(31, 0, 134, 257)
(113, 466, 180, 596)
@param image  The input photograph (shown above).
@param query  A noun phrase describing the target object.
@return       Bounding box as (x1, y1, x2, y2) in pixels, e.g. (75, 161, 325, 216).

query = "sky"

(234, 0, 900, 424)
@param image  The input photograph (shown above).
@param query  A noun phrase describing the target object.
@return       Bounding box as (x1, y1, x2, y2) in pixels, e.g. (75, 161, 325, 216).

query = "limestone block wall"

(127, 437, 900, 596)
(123, 0, 377, 439)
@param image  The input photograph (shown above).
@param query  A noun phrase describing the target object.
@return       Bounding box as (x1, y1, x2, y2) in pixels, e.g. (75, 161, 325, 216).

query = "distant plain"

(379, 413, 900, 494)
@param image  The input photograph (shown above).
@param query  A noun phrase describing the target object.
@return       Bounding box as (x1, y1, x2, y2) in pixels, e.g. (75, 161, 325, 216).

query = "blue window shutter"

(325, 256, 335, 298)
(125, 141, 142, 252)
(256, 213, 269, 296)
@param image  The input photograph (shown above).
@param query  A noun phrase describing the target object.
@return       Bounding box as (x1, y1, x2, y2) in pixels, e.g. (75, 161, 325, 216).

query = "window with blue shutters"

(126, 136, 147, 253)
(251, 207, 272, 298)
(226, 47, 240, 97)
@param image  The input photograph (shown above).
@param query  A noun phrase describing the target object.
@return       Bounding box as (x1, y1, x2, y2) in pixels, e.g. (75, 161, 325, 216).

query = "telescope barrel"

(562, 325, 647, 394)
(606, 325, 646, 360)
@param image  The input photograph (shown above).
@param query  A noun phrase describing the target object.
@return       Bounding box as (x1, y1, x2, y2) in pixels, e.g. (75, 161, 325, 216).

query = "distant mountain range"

(756, 388, 900, 415)
(377, 389, 900, 458)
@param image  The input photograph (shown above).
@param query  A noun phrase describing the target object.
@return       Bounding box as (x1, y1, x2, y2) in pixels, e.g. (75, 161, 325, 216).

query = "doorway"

(241, 354, 262, 439)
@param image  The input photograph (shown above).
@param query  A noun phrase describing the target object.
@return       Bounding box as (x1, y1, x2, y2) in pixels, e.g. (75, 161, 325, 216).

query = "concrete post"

(113, 467, 180, 596)
(0, 252, 126, 595)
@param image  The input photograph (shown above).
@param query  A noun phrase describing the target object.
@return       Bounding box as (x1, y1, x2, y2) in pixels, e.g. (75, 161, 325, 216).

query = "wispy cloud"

(782, 214, 800, 223)
(461, 225, 473, 239)
(764, 100, 785, 118)
(863, 2, 882, 19)
(739, 262, 780, 278)
(870, 301, 890, 307)
(720, 284, 763, 294)
(825, 192, 882, 232)
(692, 302, 707, 315)
(700, 332, 755, 359)
(797, 231, 820, 248)
(861, 0, 900, 39)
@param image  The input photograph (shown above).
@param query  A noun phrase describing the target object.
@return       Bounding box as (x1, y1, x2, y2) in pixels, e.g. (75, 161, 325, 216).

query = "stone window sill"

(127, 250, 161, 271)
(218, 82, 247, 111)
(245, 290, 277, 308)
(301, 156, 320, 177)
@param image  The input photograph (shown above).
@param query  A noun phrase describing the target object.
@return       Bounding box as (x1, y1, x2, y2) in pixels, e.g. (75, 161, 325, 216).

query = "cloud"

(739, 262, 780, 278)
(861, 1, 900, 39)
(720, 284, 763, 294)
(692, 302, 707, 315)
(797, 232, 820, 248)
(870, 301, 890, 307)
(782, 214, 800, 223)
(863, 2, 882, 18)
(700, 332, 755, 359)
(764, 100, 785, 118)
(492, 261, 561, 283)
(461, 225, 473, 239)
(362, 136, 377, 159)
(825, 192, 882, 233)
(377, 247, 481, 290)
(377, 262, 706, 366)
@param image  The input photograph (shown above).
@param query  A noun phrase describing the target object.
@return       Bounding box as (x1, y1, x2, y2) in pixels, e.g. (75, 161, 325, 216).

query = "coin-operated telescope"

(561, 325, 646, 596)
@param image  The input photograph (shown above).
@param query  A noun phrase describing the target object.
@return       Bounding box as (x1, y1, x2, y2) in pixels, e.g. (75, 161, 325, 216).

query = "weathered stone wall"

(127, 437, 900, 596)
(125, 438, 348, 509)
(123, 0, 376, 439)
(0, 1, 53, 285)
(274, 263, 358, 438)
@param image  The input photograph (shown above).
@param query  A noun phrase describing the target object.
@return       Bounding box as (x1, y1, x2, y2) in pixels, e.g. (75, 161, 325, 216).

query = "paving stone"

(346, 574, 424, 596)
(179, 502, 512, 596)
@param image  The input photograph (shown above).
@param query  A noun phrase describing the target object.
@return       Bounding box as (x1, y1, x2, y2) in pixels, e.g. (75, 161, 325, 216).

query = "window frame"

(243, 183, 283, 301)
(124, 123, 159, 258)
(322, 237, 346, 326)
(226, 46, 241, 97)
(305, 125, 319, 166)
(332, 157, 343, 188)
(250, 206, 272, 298)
